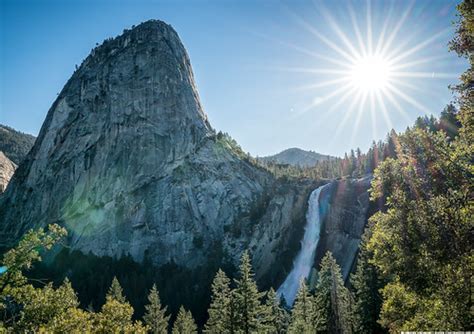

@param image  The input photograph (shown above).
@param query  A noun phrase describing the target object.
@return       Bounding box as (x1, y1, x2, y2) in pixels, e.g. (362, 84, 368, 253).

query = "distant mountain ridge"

(261, 148, 334, 167)
(0, 124, 36, 164)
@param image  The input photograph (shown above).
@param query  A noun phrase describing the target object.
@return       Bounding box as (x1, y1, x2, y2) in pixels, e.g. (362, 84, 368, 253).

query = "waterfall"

(276, 184, 328, 306)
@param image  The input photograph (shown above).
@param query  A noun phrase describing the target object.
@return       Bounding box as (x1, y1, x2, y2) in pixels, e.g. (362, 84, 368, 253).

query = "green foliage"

(205, 269, 232, 333)
(365, 11, 474, 328)
(144, 284, 170, 334)
(350, 230, 385, 334)
(15, 279, 91, 332)
(367, 126, 472, 331)
(0, 224, 66, 297)
(288, 280, 314, 334)
(172, 306, 197, 334)
(0, 124, 36, 165)
(262, 288, 289, 334)
(94, 277, 147, 333)
(313, 252, 353, 334)
(233, 250, 268, 334)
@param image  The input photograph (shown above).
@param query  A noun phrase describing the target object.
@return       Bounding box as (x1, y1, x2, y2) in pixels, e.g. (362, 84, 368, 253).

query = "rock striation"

(315, 175, 372, 280)
(0, 152, 16, 193)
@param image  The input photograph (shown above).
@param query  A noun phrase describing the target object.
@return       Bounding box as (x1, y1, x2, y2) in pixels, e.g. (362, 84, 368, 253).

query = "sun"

(349, 55, 393, 93)
(273, 1, 458, 141)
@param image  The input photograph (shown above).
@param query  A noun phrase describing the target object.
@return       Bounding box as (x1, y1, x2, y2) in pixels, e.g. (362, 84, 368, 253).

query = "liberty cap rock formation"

(0, 20, 369, 291)
(0, 20, 317, 274)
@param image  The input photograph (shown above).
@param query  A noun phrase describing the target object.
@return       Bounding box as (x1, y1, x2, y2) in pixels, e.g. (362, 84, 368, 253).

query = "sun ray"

(390, 54, 454, 71)
(318, 3, 362, 60)
(369, 92, 377, 140)
(295, 82, 354, 116)
(270, 66, 349, 76)
(332, 89, 363, 145)
(366, 0, 373, 55)
(348, 1, 367, 58)
(374, 1, 395, 55)
(388, 28, 451, 64)
(292, 77, 351, 92)
(316, 85, 359, 124)
(291, 13, 357, 63)
(386, 83, 431, 115)
(378, 1, 414, 57)
(391, 71, 458, 79)
(383, 87, 413, 124)
(251, 31, 353, 69)
(376, 90, 394, 131)
(350, 91, 369, 143)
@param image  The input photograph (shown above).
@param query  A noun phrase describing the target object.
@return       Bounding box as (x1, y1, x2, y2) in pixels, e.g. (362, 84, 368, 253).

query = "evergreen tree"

(205, 269, 232, 333)
(438, 104, 461, 139)
(233, 250, 266, 334)
(261, 288, 289, 334)
(314, 252, 353, 334)
(108, 277, 126, 303)
(94, 277, 147, 333)
(172, 306, 197, 334)
(350, 231, 385, 334)
(288, 280, 314, 334)
(144, 284, 170, 334)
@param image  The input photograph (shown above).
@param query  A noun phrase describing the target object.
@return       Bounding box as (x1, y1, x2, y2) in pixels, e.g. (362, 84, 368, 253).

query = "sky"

(0, 0, 467, 157)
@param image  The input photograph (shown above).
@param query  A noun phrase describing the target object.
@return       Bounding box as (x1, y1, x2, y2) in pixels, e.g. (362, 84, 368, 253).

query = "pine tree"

(288, 280, 314, 334)
(144, 284, 170, 334)
(261, 288, 289, 334)
(233, 250, 266, 334)
(205, 269, 232, 333)
(108, 276, 126, 303)
(350, 231, 385, 334)
(94, 277, 147, 333)
(314, 252, 353, 334)
(172, 306, 197, 334)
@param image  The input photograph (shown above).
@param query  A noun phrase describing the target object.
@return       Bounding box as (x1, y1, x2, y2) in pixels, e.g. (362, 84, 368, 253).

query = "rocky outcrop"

(314, 176, 372, 280)
(0, 152, 16, 193)
(0, 20, 311, 281)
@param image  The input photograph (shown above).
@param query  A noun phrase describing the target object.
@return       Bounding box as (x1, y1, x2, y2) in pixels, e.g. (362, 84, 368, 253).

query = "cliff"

(314, 175, 372, 280)
(0, 20, 312, 279)
(0, 151, 16, 193)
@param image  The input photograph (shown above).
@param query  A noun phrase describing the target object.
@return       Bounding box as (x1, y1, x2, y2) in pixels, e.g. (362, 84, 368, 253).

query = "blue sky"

(0, 0, 466, 157)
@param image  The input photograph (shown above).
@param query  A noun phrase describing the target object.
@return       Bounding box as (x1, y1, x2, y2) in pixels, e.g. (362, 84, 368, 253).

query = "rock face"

(0, 152, 16, 193)
(314, 176, 372, 280)
(261, 147, 333, 167)
(0, 21, 310, 277)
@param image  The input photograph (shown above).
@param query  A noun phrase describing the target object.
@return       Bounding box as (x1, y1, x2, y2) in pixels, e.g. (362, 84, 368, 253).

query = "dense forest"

(0, 125, 35, 165)
(0, 1, 472, 333)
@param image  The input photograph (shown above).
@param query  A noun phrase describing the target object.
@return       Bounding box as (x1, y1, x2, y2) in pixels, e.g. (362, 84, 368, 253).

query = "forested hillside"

(0, 124, 36, 165)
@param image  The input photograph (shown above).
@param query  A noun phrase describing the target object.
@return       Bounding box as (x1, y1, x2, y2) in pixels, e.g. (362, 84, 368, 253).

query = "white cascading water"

(277, 184, 327, 306)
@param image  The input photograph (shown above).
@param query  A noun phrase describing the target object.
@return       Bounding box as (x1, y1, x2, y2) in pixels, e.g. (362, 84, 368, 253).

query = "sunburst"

(267, 0, 460, 143)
